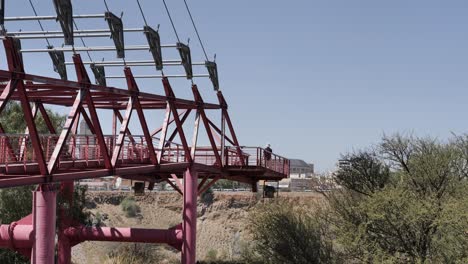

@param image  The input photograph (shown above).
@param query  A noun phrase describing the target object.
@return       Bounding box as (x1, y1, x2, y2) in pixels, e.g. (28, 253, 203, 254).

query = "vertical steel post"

(32, 184, 57, 264)
(182, 168, 198, 264)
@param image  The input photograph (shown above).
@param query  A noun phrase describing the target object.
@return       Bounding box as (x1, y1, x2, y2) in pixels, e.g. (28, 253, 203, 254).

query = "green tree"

(328, 134, 468, 263)
(243, 201, 335, 264)
(0, 102, 66, 263)
(0, 102, 65, 134)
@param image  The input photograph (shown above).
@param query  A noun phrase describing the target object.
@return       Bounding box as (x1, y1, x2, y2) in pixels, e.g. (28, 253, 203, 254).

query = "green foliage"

(328, 134, 468, 263)
(205, 249, 218, 262)
(0, 101, 65, 134)
(243, 201, 334, 264)
(57, 185, 93, 226)
(120, 196, 141, 218)
(201, 187, 215, 205)
(335, 151, 390, 196)
(104, 244, 172, 264)
(0, 186, 35, 263)
(0, 102, 75, 263)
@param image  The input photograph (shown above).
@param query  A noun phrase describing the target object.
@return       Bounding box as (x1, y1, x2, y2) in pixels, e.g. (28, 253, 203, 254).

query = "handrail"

(0, 134, 289, 177)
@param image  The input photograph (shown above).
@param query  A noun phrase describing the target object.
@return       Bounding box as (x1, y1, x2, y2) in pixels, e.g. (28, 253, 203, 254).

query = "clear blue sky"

(2, 1, 468, 172)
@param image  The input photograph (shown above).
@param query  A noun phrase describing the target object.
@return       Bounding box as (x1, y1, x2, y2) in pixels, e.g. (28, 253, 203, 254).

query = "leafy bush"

(201, 187, 215, 205)
(120, 196, 141, 218)
(243, 201, 334, 264)
(104, 244, 169, 264)
(327, 134, 468, 263)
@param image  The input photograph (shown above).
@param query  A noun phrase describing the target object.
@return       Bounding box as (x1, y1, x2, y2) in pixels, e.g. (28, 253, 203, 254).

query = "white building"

(289, 159, 314, 178)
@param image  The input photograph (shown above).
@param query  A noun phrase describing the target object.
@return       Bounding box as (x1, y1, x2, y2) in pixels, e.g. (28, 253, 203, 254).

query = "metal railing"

(0, 134, 290, 177)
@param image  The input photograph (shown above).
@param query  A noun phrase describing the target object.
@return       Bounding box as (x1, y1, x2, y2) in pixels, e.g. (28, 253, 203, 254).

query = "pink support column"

(57, 233, 72, 264)
(182, 168, 198, 264)
(32, 184, 57, 264)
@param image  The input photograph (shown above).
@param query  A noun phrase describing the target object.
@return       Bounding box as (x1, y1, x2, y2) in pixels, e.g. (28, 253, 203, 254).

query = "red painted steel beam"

(79, 107, 96, 134)
(4, 38, 49, 175)
(198, 175, 221, 195)
(0, 80, 18, 115)
(47, 90, 85, 174)
(124, 68, 158, 165)
(164, 178, 183, 195)
(32, 184, 57, 263)
(0, 70, 222, 110)
(162, 78, 193, 163)
(64, 226, 182, 248)
(37, 103, 57, 134)
(151, 109, 188, 136)
(217, 91, 245, 166)
(157, 103, 172, 163)
(74, 54, 112, 170)
(111, 97, 134, 167)
(182, 168, 198, 264)
(192, 85, 222, 166)
(165, 109, 192, 146)
(113, 109, 138, 148)
(0, 123, 18, 162)
(207, 118, 235, 146)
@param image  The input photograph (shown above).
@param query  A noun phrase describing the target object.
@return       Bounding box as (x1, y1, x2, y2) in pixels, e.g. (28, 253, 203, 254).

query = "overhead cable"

(162, 0, 180, 42)
(182, 0, 208, 61)
(27, 0, 51, 46)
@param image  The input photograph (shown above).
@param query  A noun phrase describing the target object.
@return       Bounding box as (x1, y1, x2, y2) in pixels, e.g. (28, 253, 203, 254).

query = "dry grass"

(72, 191, 324, 263)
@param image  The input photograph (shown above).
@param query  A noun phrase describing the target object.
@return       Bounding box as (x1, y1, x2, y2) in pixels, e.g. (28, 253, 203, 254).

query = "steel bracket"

(90, 63, 106, 86)
(144, 26, 163, 71)
(177, 43, 192, 79)
(205, 61, 219, 91)
(0, 0, 5, 26)
(105, 12, 125, 58)
(53, 0, 74, 45)
(12, 38, 24, 69)
(48, 46, 67, 80)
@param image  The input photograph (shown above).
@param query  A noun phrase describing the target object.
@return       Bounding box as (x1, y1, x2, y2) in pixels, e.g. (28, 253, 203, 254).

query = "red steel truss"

(0, 36, 290, 263)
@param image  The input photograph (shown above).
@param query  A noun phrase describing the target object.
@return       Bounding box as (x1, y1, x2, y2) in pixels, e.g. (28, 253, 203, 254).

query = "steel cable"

(182, 0, 209, 61)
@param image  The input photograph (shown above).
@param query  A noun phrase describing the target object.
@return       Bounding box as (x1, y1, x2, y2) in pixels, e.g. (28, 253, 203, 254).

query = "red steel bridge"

(0, 1, 289, 263)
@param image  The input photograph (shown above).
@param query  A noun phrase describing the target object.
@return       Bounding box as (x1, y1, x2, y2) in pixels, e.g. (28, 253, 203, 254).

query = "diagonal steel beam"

(0, 123, 18, 162)
(198, 175, 221, 195)
(217, 91, 245, 166)
(113, 109, 137, 146)
(190, 111, 200, 161)
(207, 118, 235, 146)
(151, 109, 187, 136)
(157, 103, 172, 163)
(37, 102, 57, 134)
(166, 109, 192, 144)
(74, 54, 112, 170)
(79, 107, 96, 134)
(111, 97, 134, 167)
(19, 103, 38, 161)
(124, 67, 158, 165)
(47, 89, 85, 174)
(162, 78, 192, 163)
(3, 37, 49, 175)
(0, 79, 18, 115)
(192, 85, 222, 166)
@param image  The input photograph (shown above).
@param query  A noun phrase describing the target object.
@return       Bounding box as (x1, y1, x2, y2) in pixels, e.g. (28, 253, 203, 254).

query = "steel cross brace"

(217, 91, 245, 166)
(124, 67, 158, 165)
(162, 78, 192, 163)
(2, 37, 48, 175)
(192, 85, 222, 167)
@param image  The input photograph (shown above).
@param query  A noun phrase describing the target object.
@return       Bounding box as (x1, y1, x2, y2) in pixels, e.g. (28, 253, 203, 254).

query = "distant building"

(289, 159, 314, 178)
(271, 159, 315, 191)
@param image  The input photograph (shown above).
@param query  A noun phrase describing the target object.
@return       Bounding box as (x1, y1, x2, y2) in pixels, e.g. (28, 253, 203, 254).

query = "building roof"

(290, 159, 313, 168)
